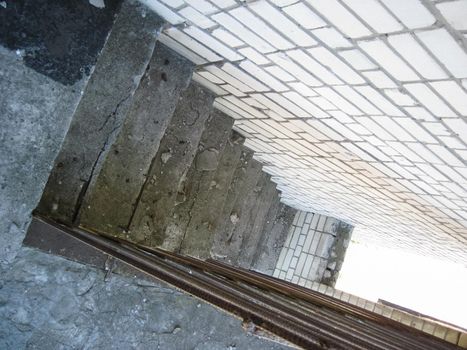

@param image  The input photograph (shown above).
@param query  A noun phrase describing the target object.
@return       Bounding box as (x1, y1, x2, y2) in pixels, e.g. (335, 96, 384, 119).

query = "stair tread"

(236, 179, 278, 269)
(127, 82, 215, 246)
(252, 204, 297, 276)
(163, 110, 234, 252)
(36, 2, 165, 224)
(250, 191, 282, 271)
(180, 131, 245, 259)
(80, 43, 194, 236)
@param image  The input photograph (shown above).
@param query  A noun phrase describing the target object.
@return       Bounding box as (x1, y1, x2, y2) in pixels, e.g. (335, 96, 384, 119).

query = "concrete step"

(251, 191, 281, 273)
(31, 0, 297, 268)
(180, 131, 245, 259)
(209, 147, 253, 258)
(79, 43, 194, 236)
(247, 191, 281, 270)
(210, 156, 263, 263)
(217, 171, 269, 266)
(251, 204, 297, 276)
(124, 82, 215, 245)
(163, 110, 234, 252)
(236, 178, 278, 269)
(35, 1, 165, 225)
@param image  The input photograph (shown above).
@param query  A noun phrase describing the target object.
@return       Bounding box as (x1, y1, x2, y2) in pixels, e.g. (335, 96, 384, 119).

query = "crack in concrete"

(126, 144, 160, 233)
(71, 95, 127, 224)
(97, 92, 131, 132)
(177, 171, 204, 254)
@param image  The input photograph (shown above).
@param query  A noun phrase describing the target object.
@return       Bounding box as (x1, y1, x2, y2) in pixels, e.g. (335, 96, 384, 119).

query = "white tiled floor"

(143, 0, 467, 264)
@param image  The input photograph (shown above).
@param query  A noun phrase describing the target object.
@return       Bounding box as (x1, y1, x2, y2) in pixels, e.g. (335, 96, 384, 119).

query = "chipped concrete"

(79, 43, 193, 236)
(0, 247, 292, 350)
(222, 172, 270, 266)
(250, 193, 281, 270)
(237, 180, 278, 269)
(127, 82, 214, 246)
(252, 205, 297, 276)
(181, 131, 245, 259)
(0, 0, 126, 265)
(163, 110, 233, 252)
(320, 222, 353, 287)
(210, 147, 254, 259)
(211, 157, 263, 263)
(36, 0, 164, 226)
(0, 45, 85, 265)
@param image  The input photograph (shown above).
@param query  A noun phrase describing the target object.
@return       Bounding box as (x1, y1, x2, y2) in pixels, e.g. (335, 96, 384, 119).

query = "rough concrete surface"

(249, 193, 281, 272)
(149, 0, 467, 265)
(0, 0, 121, 85)
(128, 82, 214, 246)
(80, 43, 193, 236)
(0, 247, 292, 350)
(237, 180, 277, 269)
(211, 157, 262, 262)
(320, 222, 353, 287)
(180, 131, 244, 259)
(37, 0, 164, 225)
(0, 46, 85, 265)
(226, 173, 270, 266)
(252, 205, 297, 276)
(163, 110, 233, 252)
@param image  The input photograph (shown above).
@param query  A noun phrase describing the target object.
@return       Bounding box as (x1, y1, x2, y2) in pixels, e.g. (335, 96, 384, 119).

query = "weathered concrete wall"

(252, 191, 281, 267)
(210, 147, 253, 259)
(249, 193, 281, 270)
(0, 47, 82, 265)
(0, 247, 292, 350)
(237, 180, 278, 269)
(0, 0, 121, 264)
(320, 221, 353, 286)
(227, 173, 271, 266)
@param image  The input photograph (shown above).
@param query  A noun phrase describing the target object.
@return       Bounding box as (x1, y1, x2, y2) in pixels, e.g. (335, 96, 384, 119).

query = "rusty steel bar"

(135, 244, 455, 350)
(123, 243, 382, 350)
(136, 244, 457, 349)
(132, 244, 414, 350)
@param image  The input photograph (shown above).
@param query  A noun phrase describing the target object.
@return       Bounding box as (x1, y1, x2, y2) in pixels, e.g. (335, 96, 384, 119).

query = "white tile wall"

(436, 1, 467, 31)
(273, 211, 342, 285)
(145, 0, 467, 264)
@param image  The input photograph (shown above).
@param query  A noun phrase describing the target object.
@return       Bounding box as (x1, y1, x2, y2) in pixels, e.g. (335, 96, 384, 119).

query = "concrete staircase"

(34, 0, 296, 274)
